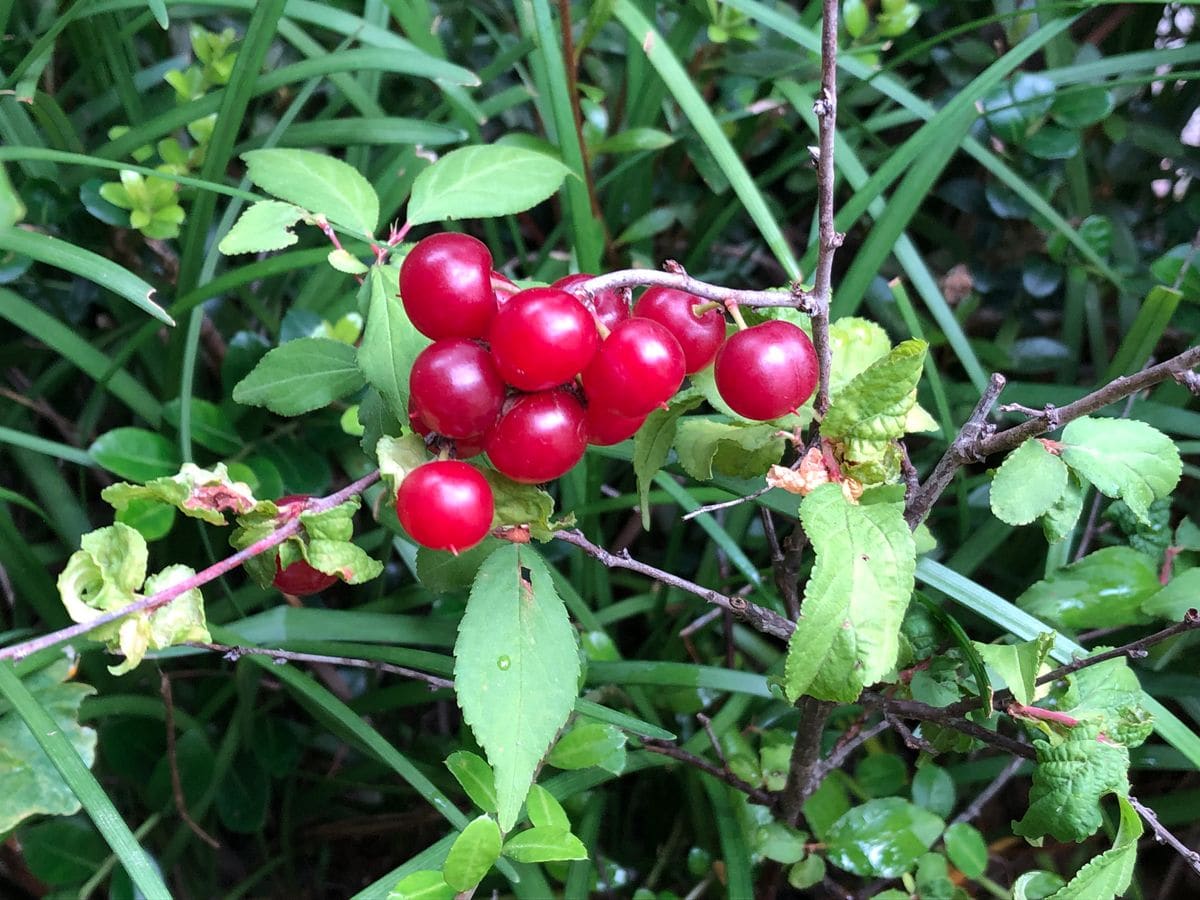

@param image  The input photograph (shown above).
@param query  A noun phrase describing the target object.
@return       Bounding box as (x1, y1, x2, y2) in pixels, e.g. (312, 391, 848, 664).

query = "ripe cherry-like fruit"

(399, 233, 496, 339)
(489, 287, 599, 391)
(582, 318, 686, 418)
(271, 494, 338, 595)
(409, 339, 506, 438)
(633, 286, 726, 374)
(714, 320, 818, 421)
(485, 390, 588, 483)
(585, 404, 646, 446)
(491, 271, 520, 305)
(553, 273, 630, 332)
(396, 461, 494, 553)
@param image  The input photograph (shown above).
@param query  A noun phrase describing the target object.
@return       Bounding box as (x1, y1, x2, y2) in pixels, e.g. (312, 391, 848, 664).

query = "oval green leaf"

(242, 149, 379, 238)
(442, 815, 501, 892)
(89, 428, 181, 483)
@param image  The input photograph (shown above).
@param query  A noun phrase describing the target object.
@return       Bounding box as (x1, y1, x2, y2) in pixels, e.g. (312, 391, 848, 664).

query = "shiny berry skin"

(586, 405, 646, 446)
(408, 392, 432, 436)
(271, 495, 338, 595)
(485, 390, 588, 483)
(399, 233, 496, 339)
(633, 286, 726, 374)
(491, 271, 520, 305)
(553, 273, 630, 332)
(714, 320, 818, 421)
(396, 461, 494, 553)
(489, 288, 599, 391)
(409, 339, 506, 438)
(582, 318, 686, 418)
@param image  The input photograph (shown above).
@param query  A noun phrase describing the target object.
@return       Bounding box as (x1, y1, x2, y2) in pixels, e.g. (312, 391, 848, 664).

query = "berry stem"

(725, 301, 749, 331)
(691, 301, 723, 318)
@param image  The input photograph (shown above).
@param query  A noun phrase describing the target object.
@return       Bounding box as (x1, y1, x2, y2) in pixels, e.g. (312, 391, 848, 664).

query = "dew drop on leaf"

(497, 655, 511, 670)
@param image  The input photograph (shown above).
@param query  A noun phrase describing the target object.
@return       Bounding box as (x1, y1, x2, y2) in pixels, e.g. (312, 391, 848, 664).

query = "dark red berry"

(271, 494, 338, 595)
(634, 286, 726, 374)
(485, 390, 588, 483)
(586, 405, 646, 446)
(714, 320, 818, 421)
(553, 273, 630, 332)
(409, 339, 506, 438)
(408, 392, 432, 436)
(492, 271, 520, 305)
(582, 318, 685, 418)
(399, 233, 496, 339)
(489, 287, 599, 391)
(396, 461, 494, 553)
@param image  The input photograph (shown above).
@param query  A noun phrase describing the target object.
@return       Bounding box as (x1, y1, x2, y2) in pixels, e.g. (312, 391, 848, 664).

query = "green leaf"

(1017, 547, 1158, 630)
(57, 522, 147, 621)
(1015, 871, 1067, 900)
(592, 127, 675, 154)
(502, 826, 588, 862)
(828, 316, 892, 398)
(305, 538, 384, 584)
(788, 854, 827, 890)
(525, 784, 570, 831)
(233, 338, 365, 416)
(755, 821, 808, 864)
(1051, 87, 1114, 129)
(387, 870, 455, 900)
(546, 722, 627, 770)
(1041, 472, 1086, 543)
(0, 162, 26, 227)
(218, 200, 308, 255)
(990, 440, 1069, 526)
(19, 818, 107, 885)
(89, 427, 181, 483)
(1046, 794, 1141, 900)
(103, 462, 257, 526)
(784, 484, 916, 702)
(163, 398, 242, 455)
(454, 545, 581, 832)
(377, 433, 430, 495)
(443, 815, 502, 891)
(445, 751, 498, 814)
(216, 752, 270, 834)
(673, 419, 785, 481)
(358, 266, 430, 422)
(1013, 721, 1129, 843)
(972, 633, 1054, 707)
(0, 661, 96, 833)
(825, 798, 944, 878)
(416, 539, 505, 594)
(911, 764, 955, 819)
(1058, 657, 1153, 749)
(242, 148, 379, 237)
(483, 470, 560, 539)
(942, 822, 988, 878)
(1060, 417, 1181, 525)
(632, 391, 703, 528)
(1143, 567, 1200, 621)
(406, 145, 572, 226)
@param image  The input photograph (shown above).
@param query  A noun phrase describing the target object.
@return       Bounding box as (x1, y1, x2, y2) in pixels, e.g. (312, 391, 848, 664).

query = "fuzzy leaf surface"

(990, 439, 1068, 526)
(1060, 417, 1181, 525)
(218, 200, 307, 255)
(242, 149, 379, 237)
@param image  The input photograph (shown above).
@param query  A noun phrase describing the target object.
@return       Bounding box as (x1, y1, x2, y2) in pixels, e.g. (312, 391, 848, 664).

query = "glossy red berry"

(399, 233, 496, 339)
(485, 390, 588, 483)
(271, 494, 338, 595)
(491, 271, 520, 305)
(582, 318, 686, 418)
(396, 461, 494, 553)
(409, 339, 506, 438)
(553, 273, 630, 332)
(489, 287, 599, 391)
(585, 405, 646, 446)
(408, 392, 432, 436)
(714, 320, 818, 421)
(633, 286, 726, 374)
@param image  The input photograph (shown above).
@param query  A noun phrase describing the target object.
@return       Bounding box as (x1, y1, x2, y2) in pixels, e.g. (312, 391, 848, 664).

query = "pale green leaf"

(1142, 567, 1200, 621)
(1060, 417, 1181, 525)
(1046, 794, 1141, 900)
(377, 434, 429, 494)
(357, 266, 431, 422)
(407, 145, 573, 225)
(304, 539, 383, 585)
(828, 316, 892, 397)
(387, 870, 455, 900)
(1059, 657, 1153, 748)
(89, 427, 181, 483)
(990, 440, 1068, 526)
(328, 249, 369, 274)
(972, 633, 1054, 706)
(546, 722, 627, 770)
(784, 484, 916, 702)
(822, 339, 927, 443)
(454, 545, 580, 832)
(445, 751, 497, 814)
(502, 826, 588, 863)
(242, 149, 379, 237)
(233, 338, 365, 416)
(442, 815, 501, 891)
(673, 419, 784, 481)
(483, 470, 560, 539)
(633, 391, 703, 528)
(1017, 547, 1158, 630)
(217, 200, 307, 255)
(57, 523, 148, 625)
(102, 462, 257, 526)
(143, 564, 211, 652)
(525, 784, 570, 831)
(1041, 472, 1086, 543)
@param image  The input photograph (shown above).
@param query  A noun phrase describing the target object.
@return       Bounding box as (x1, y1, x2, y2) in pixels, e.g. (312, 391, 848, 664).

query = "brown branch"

(160, 672, 220, 849)
(190, 642, 454, 690)
(642, 739, 774, 806)
(860, 691, 1037, 760)
(1128, 794, 1200, 877)
(952, 755, 1026, 825)
(778, 697, 836, 825)
(810, 718, 892, 786)
(553, 529, 795, 641)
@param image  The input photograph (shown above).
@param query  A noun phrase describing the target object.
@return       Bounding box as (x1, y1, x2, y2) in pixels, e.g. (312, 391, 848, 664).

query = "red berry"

(396, 461, 494, 553)
(271, 494, 338, 595)
(586, 405, 646, 446)
(633, 286, 726, 374)
(492, 271, 520, 304)
(399, 233, 496, 339)
(714, 320, 818, 421)
(485, 390, 588, 483)
(582, 319, 686, 418)
(489, 287, 599, 391)
(408, 392, 432, 436)
(409, 339, 506, 438)
(553, 273, 630, 332)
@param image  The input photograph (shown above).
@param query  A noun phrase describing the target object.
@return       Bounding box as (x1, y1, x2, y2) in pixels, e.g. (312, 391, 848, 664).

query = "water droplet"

(497, 655, 511, 670)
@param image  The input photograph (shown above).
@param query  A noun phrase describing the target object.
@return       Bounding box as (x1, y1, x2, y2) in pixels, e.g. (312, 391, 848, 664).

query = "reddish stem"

(1006, 703, 1080, 728)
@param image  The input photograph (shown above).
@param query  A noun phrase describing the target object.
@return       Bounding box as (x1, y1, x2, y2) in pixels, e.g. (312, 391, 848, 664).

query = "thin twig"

(809, 718, 892, 787)
(681, 485, 771, 520)
(189, 642, 454, 690)
(860, 692, 1037, 760)
(159, 672, 220, 849)
(576, 267, 814, 311)
(1128, 794, 1200, 877)
(642, 739, 774, 806)
(951, 755, 1026, 825)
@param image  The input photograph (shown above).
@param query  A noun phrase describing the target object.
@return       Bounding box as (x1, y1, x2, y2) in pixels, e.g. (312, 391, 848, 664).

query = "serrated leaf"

(446, 751, 498, 814)
(1058, 656, 1153, 748)
(825, 798, 944, 878)
(1013, 721, 1129, 843)
(229, 502, 283, 588)
(502, 826, 588, 863)
(525, 784, 570, 830)
(387, 870, 455, 900)
(972, 633, 1054, 707)
(407, 145, 572, 226)
(673, 419, 784, 481)
(57, 523, 147, 625)
(218, 200, 307, 255)
(1041, 472, 1085, 543)
(990, 440, 1068, 526)
(828, 316, 892, 397)
(102, 462, 257, 526)
(1142, 567, 1200, 622)
(1017, 547, 1158, 630)
(454, 545, 580, 832)
(328, 248, 368, 274)
(443, 815, 501, 891)
(89, 427, 181, 483)
(358, 389, 402, 456)
(483, 470, 559, 539)
(1060, 417, 1181, 524)
(358, 266, 430, 421)
(377, 433, 430, 495)
(822, 339, 927, 443)
(784, 484, 916, 702)
(233, 337, 365, 416)
(163, 398, 242, 455)
(0, 660, 96, 833)
(242, 149, 379, 237)
(304, 539, 383, 584)
(1046, 794, 1141, 900)
(633, 391, 704, 528)
(416, 539, 505, 594)
(546, 722, 627, 770)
